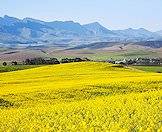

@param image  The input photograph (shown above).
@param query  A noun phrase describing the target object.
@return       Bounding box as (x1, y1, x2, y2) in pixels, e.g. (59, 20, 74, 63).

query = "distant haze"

(0, 0, 162, 31)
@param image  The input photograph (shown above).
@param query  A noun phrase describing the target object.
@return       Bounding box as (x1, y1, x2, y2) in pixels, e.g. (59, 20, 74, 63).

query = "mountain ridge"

(0, 15, 162, 47)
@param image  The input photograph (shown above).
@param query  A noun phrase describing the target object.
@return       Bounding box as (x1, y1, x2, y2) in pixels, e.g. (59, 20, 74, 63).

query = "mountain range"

(0, 15, 162, 48)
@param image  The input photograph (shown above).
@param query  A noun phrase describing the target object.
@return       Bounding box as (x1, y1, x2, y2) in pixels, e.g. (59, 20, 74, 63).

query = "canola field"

(0, 62, 162, 131)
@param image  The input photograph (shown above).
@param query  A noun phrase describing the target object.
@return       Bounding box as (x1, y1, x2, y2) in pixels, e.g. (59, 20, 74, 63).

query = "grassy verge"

(0, 65, 41, 73)
(132, 65, 162, 73)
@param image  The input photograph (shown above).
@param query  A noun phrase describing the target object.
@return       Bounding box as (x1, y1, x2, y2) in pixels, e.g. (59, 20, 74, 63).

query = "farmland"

(0, 62, 162, 131)
(1, 44, 162, 62)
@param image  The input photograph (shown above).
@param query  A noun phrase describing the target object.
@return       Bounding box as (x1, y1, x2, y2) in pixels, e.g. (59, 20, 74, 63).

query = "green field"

(132, 65, 162, 73)
(0, 65, 41, 73)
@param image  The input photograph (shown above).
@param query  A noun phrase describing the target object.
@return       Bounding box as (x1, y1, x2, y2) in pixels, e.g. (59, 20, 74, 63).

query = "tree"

(2, 62, 7, 66)
(11, 61, 18, 65)
(74, 58, 82, 62)
(24, 59, 30, 65)
(82, 57, 90, 61)
(49, 58, 60, 64)
(60, 58, 70, 63)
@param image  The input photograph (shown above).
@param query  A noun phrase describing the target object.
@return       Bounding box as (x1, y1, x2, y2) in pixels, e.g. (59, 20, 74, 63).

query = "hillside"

(69, 41, 162, 50)
(0, 43, 162, 62)
(0, 62, 162, 131)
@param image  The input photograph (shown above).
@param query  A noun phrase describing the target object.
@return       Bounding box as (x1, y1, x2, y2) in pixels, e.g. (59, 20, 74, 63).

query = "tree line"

(1, 57, 91, 66)
(2, 57, 162, 66)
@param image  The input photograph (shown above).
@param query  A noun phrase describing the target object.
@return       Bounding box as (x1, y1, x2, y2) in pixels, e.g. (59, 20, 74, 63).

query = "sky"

(0, 0, 162, 31)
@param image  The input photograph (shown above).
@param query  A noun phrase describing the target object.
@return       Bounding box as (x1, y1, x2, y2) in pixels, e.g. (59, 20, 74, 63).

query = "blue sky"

(0, 0, 162, 31)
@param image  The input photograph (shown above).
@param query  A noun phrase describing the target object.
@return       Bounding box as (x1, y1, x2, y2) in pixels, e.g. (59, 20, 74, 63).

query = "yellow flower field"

(0, 62, 162, 131)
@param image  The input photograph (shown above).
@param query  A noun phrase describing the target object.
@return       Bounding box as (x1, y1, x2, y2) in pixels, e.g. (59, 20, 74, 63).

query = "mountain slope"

(83, 22, 115, 36)
(113, 28, 162, 42)
(46, 21, 92, 37)
(156, 30, 162, 36)
(134, 41, 162, 48)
